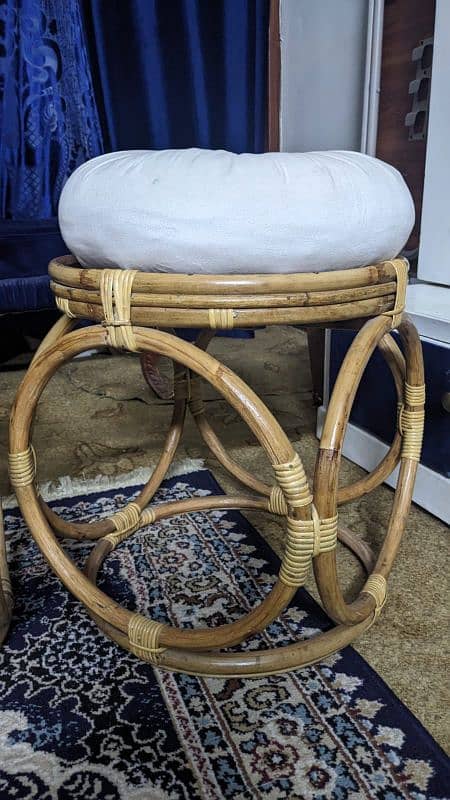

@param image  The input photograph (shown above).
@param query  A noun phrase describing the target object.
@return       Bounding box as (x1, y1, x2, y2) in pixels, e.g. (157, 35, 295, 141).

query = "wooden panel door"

(376, 0, 436, 252)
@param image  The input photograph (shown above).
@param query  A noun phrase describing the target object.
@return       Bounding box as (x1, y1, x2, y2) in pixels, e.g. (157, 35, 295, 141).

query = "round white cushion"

(58, 148, 414, 274)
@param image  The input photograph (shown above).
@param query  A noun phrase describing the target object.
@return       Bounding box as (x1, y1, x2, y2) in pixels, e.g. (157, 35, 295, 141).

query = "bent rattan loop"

(268, 486, 287, 515)
(128, 614, 167, 664)
(100, 269, 139, 351)
(273, 453, 313, 509)
(208, 308, 234, 330)
(8, 446, 36, 487)
(382, 259, 408, 329)
(55, 296, 76, 318)
(279, 511, 338, 587)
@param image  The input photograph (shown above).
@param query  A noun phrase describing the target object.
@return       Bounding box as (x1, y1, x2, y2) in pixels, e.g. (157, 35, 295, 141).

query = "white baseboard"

(316, 406, 450, 524)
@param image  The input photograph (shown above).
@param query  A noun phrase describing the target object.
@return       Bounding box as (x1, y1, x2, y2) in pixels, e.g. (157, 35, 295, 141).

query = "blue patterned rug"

(1, 467, 448, 800)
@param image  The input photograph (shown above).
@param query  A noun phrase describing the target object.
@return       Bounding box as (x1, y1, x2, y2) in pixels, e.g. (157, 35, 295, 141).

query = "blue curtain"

(84, 0, 269, 154)
(0, 0, 270, 312)
(0, 0, 103, 308)
(0, 0, 103, 220)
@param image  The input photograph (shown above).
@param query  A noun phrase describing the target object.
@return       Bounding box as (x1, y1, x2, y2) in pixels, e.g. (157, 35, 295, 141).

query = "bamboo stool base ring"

(8, 258, 425, 676)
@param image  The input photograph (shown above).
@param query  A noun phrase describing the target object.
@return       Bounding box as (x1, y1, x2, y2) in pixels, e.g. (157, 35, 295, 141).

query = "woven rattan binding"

(128, 614, 167, 664)
(208, 308, 234, 330)
(362, 573, 387, 623)
(279, 510, 338, 587)
(273, 453, 313, 509)
(105, 502, 159, 546)
(104, 501, 142, 547)
(383, 259, 409, 329)
(55, 297, 76, 318)
(100, 269, 139, 351)
(268, 486, 288, 515)
(398, 382, 426, 462)
(8, 446, 36, 488)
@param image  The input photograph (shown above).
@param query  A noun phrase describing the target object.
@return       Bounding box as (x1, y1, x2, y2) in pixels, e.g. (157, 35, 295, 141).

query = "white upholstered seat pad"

(58, 148, 414, 274)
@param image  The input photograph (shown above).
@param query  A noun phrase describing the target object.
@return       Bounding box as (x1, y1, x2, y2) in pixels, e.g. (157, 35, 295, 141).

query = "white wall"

(417, 0, 450, 286)
(280, 0, 369, 153)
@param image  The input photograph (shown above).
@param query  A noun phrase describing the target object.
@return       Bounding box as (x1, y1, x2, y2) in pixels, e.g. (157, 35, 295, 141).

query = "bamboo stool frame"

(7, 255, 425, 677)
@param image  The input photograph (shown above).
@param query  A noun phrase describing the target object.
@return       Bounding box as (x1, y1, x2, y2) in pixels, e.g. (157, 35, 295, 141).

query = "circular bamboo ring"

(10, 326, 315, 654)
(188, 329, 273, 497)
(313, 315, 425, 627)
(336, 331, 405, 505)
(190, 329, 406, 515)
(24, 318, 190, 541)
(89, 610, 374, 678)
(49, 255, 403, 329)
(42, 369, 188, 541)
(185, 329, 385, 577)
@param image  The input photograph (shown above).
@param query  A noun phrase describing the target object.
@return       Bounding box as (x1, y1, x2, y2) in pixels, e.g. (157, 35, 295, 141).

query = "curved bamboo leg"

(41, 385, 187, 540)
(192, 330, 377, 576)
(10, 326, 309, 655)
(191, 330, 406, 523)
(337, 526, 376, 574)
(313, 314, 424, 626)
(337, 332, 405, 504)
(31, 312, 77, 364)
(85, 494, 269, 580)
(0, 504, 13, 646)
(10, 319, 422, 674)
(193, 407, 272, 495)
(334, 332, 404, 574)
(190, 326, 402, 589)
(91, 609, 373, 678)
(30, 318, 188, 540)
(371, 317, 425, 577)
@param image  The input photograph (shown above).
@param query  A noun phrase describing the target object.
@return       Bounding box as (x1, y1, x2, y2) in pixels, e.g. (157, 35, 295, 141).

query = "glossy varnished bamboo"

(337, 332, 405, 505)
(313, 315, 424, 626)
(7, 257, 425, 675)
(49, 255, 400, 294)
(49, 295, 397, 329)
(10, 327, 304, 651)
(49, 256, 404, 331)
(372, 318, 424, 579)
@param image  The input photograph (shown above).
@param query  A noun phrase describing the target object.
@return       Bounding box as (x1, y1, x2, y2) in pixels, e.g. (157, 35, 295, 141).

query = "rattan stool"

(8, 255, 425, 677)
